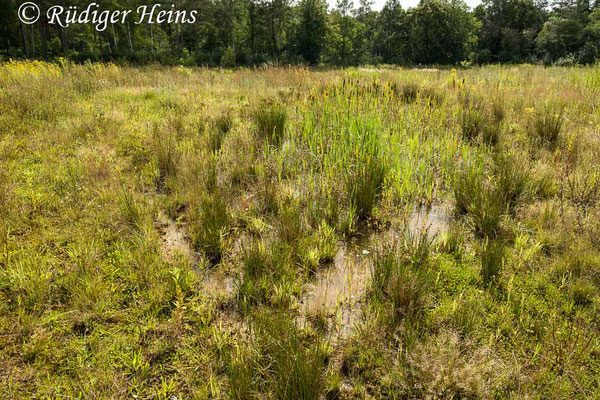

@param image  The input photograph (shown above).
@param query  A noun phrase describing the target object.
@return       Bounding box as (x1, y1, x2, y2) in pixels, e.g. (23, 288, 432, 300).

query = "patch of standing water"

(157, 212, 194, 262)
(307, 247, 368, 310)
(202, 271, 235, 298)
(301, 242, 371, 342)
(157, 212, 235, 298)
(406, 205, 449, 239)
(300, 205, 449, 342)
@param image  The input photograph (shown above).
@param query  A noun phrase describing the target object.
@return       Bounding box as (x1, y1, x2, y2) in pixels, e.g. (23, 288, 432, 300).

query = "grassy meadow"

(1, 61, 600, 399)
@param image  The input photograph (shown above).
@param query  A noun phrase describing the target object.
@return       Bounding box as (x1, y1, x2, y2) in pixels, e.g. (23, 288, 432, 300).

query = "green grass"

(480, 238, 505, 287)
(1, 61, 599, 399)
(189, 192, 231, 265)
(345, 141, 387, 221)
(453, 163, 505, 237)
(251, 311, 328, 400)
(252, 101, 288, 146)
(529, 103, 565, 150)
(370, 244, 432, 327)
(460, 101, 502, 146)
(208, 112, 233, 153)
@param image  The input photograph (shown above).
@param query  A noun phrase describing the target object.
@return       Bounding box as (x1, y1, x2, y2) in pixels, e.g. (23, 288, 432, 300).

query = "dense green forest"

(1, 0, 599, 66)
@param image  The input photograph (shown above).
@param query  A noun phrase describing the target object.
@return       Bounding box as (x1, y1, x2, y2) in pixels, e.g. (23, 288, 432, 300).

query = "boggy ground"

(0, 61, 599, 399)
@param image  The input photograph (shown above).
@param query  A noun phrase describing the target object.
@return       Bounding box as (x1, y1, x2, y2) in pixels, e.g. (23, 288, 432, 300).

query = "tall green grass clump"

(400, 227, 435, 269)
(460, 106, 501, 146)
(154, 129, 179, 189)
(252, 311, 327, 400)
(298, 221, 337, 273)
(420, 86, 444, 107)
(208, 112, 233, 153)
(253, 101, 287, 146)
(345, 140, 387, 221)
(236, 240, 296, 310)
(189, 193, 230, 264)
(493, 152, 529, 213)
(118, 188, 146, 232)
(0, 166, 11, 270)
(370, 244, 431, 327)
(227, 344, 257, 400)
(453, 164, 505, 238)
(399, 82, 420, 103)
(0, 165, 12, 220)
(229, 309, 327, 399)
(482, 118, 501, 146)
(480, 239, 505, 287)
(214, 112, 233, 135)
(440, 223, 466, 257)
(461, 107, 486, 142)
(491, 97, 506, 122)
(236, 241, 271, 309)
(529, 104, 564, 150)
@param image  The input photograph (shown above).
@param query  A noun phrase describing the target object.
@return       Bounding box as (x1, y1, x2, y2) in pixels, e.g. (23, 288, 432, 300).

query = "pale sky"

(326, 0, 482, 11)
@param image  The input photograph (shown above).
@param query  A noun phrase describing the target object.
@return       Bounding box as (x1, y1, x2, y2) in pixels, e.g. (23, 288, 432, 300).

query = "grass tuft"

(480, 239, 504, 287)
(252, 311, 327, 400)
(208, 113, 233, 153)
(400, 82, 420, 103)
(453, 164, 505, 238)
(154, 130, 179, 189)
(253, 101, 287, 146)
(119, 189, 145, 232)
(460, 106, 501, 146)
(346, 146, 386, 221)
(189, 193, 230, 264)
(461, 107, 486, 142)
(227, 344, 257, 400)
(371, 245, 431, 326)
(493, 152, 529, 213)
(529, 104, 564, 150)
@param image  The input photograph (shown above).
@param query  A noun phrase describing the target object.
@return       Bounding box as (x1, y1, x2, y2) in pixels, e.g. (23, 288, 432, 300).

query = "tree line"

(1, 0, 599, 66)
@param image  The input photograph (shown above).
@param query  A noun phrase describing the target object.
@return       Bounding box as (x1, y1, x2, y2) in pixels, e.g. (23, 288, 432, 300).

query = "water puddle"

(157, 212, 238, 301)
(156, 212, 195, 263)
(156, 205, 449, 341)
(405, 205, 449, 239)
(202, 271, 235, 298)
(299, 205, 449, 342)
(304, 246, 369, 311)
(300, 243, 370, 342)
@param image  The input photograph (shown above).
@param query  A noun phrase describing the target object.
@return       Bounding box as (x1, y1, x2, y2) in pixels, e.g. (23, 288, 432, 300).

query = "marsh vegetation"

(1, 61, 600, 398)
